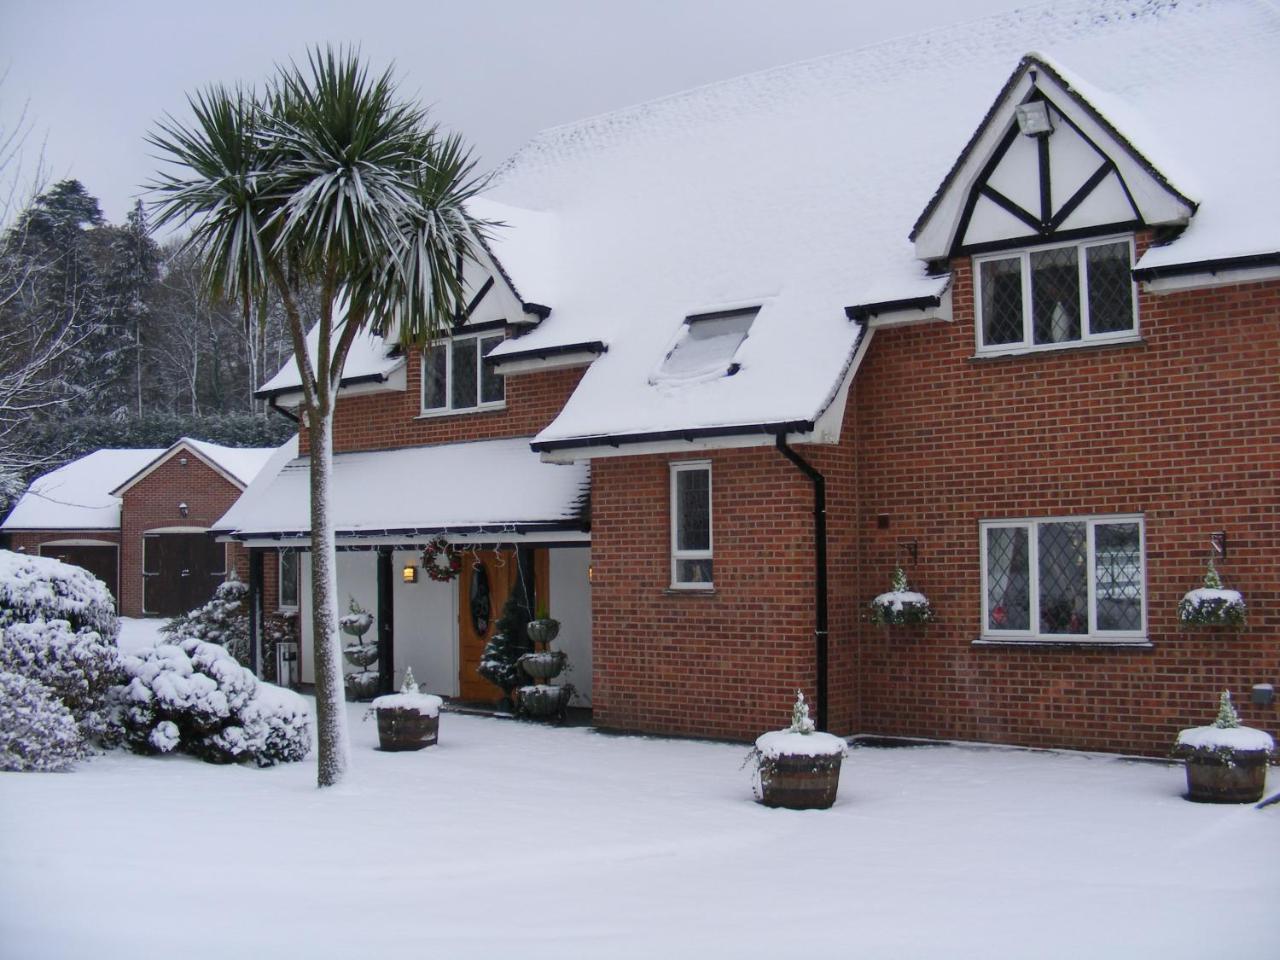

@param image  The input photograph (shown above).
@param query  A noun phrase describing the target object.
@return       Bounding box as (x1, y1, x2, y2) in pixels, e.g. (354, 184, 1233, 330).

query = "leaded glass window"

(975, 237, 1136, 352)
(421, 333, 505, 413)
(981, 515, 1145, 640)
(671, 462, 713, 588)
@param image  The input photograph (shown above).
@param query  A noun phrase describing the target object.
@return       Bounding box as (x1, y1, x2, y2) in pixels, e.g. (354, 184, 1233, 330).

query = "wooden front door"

(457, 550, 518, 702)
(143, 532, 225, 616)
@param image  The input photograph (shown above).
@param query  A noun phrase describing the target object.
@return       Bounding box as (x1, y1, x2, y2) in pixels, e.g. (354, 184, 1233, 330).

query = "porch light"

(402, 564, 419, 584)
(1015, 100, 1054, 137)
(178, 502, 189, 517)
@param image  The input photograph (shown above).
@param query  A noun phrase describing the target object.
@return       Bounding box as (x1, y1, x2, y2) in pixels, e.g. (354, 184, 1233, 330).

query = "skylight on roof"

(654, 308, 758, 383)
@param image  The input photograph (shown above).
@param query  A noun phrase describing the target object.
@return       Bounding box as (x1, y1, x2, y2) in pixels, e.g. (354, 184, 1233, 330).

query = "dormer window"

(975, 236, 1136, 355)
(654, 308, 757, 383)
(421, 332, 505, 414)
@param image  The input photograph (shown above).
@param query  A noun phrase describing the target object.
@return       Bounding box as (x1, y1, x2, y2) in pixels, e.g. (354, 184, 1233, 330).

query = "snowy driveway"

(1, 699, 1276, 958)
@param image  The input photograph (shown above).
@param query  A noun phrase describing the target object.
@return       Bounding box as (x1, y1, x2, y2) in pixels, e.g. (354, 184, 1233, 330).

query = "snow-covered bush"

(117, 635, 310, 767)
(0, 618, 124, 742)
(870, 566, 933, 626)
(162, 573, 297, 670)
(0, 549, 118, 638)
(0, 669, 85, 772)
(1178, 559, 1246, 629)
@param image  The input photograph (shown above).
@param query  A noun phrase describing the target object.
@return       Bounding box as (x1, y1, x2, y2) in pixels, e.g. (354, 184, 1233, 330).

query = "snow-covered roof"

(109, 438, 278, 497)
(474, 0, 1278, 448)
(213, 437, 589, 541)
(1, 449, 164, 531)
(257, 322, 404, 399)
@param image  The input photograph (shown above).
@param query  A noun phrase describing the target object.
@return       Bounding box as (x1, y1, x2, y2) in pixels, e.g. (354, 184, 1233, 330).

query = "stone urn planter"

(748, 691, 846, 810)
(516, 683, 573, 721)
(518, 649, 567, 682)
(340, 598, 379, 702)
(525, 618, 560, 647)
(371, 668, 442, 751)
(1174, 691, 1274, 803)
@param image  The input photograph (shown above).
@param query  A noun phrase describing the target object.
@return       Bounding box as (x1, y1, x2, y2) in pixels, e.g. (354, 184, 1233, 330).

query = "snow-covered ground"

(0, 623, 1276, 958)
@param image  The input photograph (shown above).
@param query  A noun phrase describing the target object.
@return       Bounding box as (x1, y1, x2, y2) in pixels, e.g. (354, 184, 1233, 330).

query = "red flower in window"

(992, 604, 1007, 626)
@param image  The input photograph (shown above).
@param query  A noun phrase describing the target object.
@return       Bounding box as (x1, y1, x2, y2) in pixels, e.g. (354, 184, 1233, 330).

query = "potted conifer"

(371, 668, 442, 751)
(746, 691, 846, 809)
(1174, 690, 1274, 803)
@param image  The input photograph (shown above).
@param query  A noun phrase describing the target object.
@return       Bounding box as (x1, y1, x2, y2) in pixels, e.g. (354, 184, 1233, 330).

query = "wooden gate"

(39, 543, 119, 603)
(143, 532, 225, 616)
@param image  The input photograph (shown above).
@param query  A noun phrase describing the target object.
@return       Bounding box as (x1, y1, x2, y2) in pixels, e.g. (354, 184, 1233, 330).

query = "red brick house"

(217, 0, 1278, 755)
(3, 439, 275, 616)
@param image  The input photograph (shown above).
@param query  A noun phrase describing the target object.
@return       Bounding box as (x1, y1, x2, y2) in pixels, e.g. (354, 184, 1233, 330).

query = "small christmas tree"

(1203, 558, 1224, 589)
(1213, 689, 1241, 729)
(400, 666, 419, 695)
(477, 584, 533, 700)
(890, 566, 909, 593)
(789, 690, 816, 734)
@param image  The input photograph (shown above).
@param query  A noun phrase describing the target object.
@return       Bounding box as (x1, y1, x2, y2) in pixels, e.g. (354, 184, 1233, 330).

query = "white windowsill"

(666, 585, 716, 595)
(972, 636, 1152, 649)
(971, 335, 1143, 360)
(415, 402, 507, 420)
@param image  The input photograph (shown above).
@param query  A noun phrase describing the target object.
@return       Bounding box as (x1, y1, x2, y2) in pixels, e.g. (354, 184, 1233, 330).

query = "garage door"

(39, 543, 119, 603)
(143, 532, 225, 616)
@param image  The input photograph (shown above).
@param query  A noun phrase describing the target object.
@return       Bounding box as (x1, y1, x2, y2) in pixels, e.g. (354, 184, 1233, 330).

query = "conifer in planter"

(371, 668, 442, 751)
(747, 691, 846, 810)
(1178, 559, 1246, 630)
(869, 566, 932, 631)
(1174, 691, 1274, 803)
(477, 588, 534, 707)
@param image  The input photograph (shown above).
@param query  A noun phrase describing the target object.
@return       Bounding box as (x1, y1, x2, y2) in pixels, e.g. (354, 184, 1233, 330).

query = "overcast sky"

(2, 0, 1029, 224)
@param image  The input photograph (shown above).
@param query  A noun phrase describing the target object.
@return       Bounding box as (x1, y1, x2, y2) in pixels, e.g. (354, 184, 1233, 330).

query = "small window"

(671, 461, 713, 588)
(981, 515, 1144, 641)
(421, 332, 506, 414)
(655, 308, 757, 383)
(279, 548, 299, 611)
(975, 237, 1136, 354)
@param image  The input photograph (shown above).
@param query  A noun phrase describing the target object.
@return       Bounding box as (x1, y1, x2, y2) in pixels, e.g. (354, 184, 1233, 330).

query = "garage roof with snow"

(2, 449, 165, 531)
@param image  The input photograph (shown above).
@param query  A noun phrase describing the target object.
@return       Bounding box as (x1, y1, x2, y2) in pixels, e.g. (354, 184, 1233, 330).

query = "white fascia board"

(914, 64, 1194, 261)
(1141, 265, 1280, 295)
(491, 350, 601, 375)
(110, 440, 245, 498)
(537, 429, 823, 465)
(809, 325, 878, 446)
(231, 530, 590, 548)
(865, 290, 953, 329)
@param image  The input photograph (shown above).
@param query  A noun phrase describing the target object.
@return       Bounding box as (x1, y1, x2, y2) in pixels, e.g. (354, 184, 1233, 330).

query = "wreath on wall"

(422, 536, 462, 583)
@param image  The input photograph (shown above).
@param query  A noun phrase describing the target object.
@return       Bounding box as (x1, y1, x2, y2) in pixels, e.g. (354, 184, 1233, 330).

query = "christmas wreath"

(422, 537, 462, 583)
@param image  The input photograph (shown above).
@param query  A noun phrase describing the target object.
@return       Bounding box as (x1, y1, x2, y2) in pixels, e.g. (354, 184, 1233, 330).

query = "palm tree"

(149, 48, 488, 786)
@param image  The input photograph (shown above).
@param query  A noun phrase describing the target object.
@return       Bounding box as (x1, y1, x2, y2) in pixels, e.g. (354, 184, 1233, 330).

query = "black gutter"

(254, 370, 389, 402)
(523, 302, 551, 319)
(266, 396, 300, 424)
(226, 519, 589, 542)
(531, 418, 814, 454)
(1131, 251, 1280, 282)
(844, 295, 942, 322)
(488, 340, 607, 366)
(774, 434, 829, 733)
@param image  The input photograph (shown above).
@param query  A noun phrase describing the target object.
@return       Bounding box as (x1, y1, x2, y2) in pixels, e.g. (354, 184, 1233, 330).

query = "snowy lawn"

(0, 619, 1276, 957)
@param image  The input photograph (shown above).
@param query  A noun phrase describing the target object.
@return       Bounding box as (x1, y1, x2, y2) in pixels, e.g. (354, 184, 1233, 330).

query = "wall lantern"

(1210, 531, 1228, 561)
(1015, 100, 1054, 137)
(587, 563, 593, 584)
(178, 502, 189, 517)
(402, 564, 419, 584)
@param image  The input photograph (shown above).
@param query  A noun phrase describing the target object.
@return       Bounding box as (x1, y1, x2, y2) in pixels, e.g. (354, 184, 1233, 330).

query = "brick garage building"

(219, 0, 1277, 755)
(3, 439, 275, 617)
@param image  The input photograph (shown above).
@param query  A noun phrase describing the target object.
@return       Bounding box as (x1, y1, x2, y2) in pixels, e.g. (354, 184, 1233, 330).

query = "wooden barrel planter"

(752, 730, 847, 810)
(1181, 750, 1271, 804)
(371, 693, 443, 751)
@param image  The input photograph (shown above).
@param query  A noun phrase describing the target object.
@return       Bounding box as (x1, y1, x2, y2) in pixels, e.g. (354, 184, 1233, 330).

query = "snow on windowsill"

(1176, 725, 1274, 754)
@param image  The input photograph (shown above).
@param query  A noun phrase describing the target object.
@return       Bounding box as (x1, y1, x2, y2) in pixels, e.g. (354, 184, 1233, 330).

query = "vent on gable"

(653, 308, 758, 384)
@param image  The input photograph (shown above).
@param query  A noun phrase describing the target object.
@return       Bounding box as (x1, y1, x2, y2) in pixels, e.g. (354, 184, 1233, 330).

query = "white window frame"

(670, 460, 713, 590)
(278, 547, 300, 612)
(979, 514, 1146, 643)
(419, 331, 506, 416)
(973, 235, 1138, 356)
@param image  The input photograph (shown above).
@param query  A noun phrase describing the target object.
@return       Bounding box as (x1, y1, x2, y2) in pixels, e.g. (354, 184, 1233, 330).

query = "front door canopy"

(911, 55, 1196, 262)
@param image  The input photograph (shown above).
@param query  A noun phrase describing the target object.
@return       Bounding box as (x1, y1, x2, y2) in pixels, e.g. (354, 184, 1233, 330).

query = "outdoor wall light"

(587, 563, 593, 584)
(178, 502, 189, 517)
(402, 564, 419, 584)
(1210, 531, 1228, 561)
(1015, 100, 1054, 137)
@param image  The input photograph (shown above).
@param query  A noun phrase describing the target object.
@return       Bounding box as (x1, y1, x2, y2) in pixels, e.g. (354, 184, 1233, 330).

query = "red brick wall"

(300, 354, 585, 455)
(590, 444, 862, 741)
(118, 453, 246, 618)
(850, 244, 1280, 755)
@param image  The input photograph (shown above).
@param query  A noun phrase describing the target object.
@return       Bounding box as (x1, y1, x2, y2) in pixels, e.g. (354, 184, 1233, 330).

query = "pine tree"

(789, 690, 816, 734)
(477, 582, 533, 699)
(1203, 558, 1224, 589)
(1213, 690, 1241, 729)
